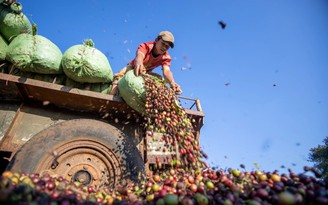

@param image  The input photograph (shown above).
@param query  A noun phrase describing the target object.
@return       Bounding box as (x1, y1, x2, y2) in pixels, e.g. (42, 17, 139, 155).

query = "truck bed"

(0, 73, 204, 129)
(0, 73, 132, 114)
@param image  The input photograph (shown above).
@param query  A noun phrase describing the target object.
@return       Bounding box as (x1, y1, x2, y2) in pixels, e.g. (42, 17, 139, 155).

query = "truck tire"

(6, 119, 145, 189)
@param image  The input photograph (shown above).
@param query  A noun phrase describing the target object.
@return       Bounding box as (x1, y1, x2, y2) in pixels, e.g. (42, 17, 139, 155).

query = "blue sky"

(19, 0, 328, 174)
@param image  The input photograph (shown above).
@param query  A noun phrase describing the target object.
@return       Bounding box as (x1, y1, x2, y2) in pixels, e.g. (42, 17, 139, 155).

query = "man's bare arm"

(134, 52, 146, 76)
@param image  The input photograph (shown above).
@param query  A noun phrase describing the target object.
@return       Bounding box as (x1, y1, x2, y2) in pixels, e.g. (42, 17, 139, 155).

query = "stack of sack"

(0, 1, 32, 71)
(0, 1, 163, 114)
(0, 1, 114, 94)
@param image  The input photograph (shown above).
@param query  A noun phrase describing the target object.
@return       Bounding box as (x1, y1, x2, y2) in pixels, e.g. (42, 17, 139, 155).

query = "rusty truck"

(0, 68, 204, 189)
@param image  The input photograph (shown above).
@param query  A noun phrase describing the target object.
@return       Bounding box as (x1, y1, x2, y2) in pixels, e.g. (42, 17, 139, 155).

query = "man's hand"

(134, 53, 146, 76)
(170, 81, 183, 95)
(134, 62, 146, 77)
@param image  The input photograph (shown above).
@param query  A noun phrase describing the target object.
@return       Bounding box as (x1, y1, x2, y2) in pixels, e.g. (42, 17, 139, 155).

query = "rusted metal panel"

(0, 104, 69, 154)
(0, 103, 20, 142)
(0, 74, 22, 100)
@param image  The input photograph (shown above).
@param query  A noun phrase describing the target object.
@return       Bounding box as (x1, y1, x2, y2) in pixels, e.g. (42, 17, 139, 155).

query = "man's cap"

(158, 31, 174, 48)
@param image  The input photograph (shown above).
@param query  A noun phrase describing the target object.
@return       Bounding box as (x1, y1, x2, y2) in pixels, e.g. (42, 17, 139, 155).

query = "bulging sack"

(61, 39, 113, 83)
(0, 33, 7, 61)
(65, 77, 112, 94)
(118, 70, 146, 114)
(10, 67, 65, 84)
(6, 33, 63, 74)
(0, 2, 32, 42)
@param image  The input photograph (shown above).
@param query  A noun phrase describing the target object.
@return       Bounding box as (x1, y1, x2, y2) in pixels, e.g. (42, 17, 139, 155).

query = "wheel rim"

(35, 138, 122, 189)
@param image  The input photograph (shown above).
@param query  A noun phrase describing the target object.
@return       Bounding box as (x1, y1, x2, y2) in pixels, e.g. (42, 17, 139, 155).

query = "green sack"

(10, 67, 33, 78)
(61, 39, 113, 83)
(64, 77, 85, 89)
(6, 33, 63, 74)
(10, 67, 65, 84)
(65, 77, 112, 94)
(85, 83, 112, 94)
(0, 33, 7, 61)
(32, 73, 66, 84)
(0, 2, 32, 42)
(118, 70, 146, 114)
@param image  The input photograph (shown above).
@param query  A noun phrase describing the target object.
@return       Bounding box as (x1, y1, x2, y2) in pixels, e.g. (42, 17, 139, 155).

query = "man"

(110, 31, 182, 95)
